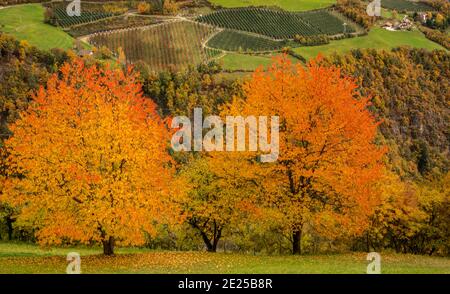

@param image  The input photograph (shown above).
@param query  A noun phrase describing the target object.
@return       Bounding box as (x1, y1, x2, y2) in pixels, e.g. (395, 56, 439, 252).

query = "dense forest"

(0, 34, 70, 141)
(322, 48, 449, 255)
(323, 48, 449, 178)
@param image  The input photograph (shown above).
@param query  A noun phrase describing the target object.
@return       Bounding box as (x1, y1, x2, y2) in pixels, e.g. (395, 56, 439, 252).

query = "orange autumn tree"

(2, 59, 178, 255)
(221, 56, 386, 254)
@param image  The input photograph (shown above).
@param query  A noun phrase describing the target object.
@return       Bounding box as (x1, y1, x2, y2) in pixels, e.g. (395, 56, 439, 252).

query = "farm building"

(383, 16, 413, 31)
(415, 12, 428, 23)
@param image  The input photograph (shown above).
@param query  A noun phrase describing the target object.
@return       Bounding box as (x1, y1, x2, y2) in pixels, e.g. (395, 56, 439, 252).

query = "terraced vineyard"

(207, 30, 287, 52)
(90, 21, 216, 72)
(197, 8, 321, 39)
(207, 0, 336, 11)
(381, 0, 433, 12)
(68, 15, 161, 37)
(205, 47, 223, 59)
(197, 7, 354, 39)
(45, 2, 130, 28)
(53, 6, 113, 27)
(297, 10, 355, 35)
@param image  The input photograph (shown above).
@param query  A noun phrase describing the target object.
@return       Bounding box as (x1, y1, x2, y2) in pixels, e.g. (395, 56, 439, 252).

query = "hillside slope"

(323, 47, 449, 178)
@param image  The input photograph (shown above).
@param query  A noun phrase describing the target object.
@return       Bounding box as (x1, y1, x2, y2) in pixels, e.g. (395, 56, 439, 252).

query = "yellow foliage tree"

(367, 172, 450, 254)
(180, 154, 264, 252)
(162, 0, 178, 15)
(137, 1, 152, 14)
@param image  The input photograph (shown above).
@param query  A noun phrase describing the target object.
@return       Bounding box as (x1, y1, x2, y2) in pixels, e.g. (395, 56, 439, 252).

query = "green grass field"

(0, 242, 449, 273)
(219, 53, 275, 70)
(0, 4, 74, 50)
(219, 53, 301, 71)
(207, 0, 336, 11)
(294, 27, 447, 60)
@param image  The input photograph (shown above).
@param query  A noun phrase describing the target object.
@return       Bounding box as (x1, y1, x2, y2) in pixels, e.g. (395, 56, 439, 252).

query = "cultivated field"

(0, 2, 446, 74)
(207, 0, 336, 11)
(381, 0, 433, 12)
(197, 8, 354, 39)
(207, 30, 288, 52)
(68, 15, 160, 37)
(297, 9, 355, 35)
(49, 2, 113, 28)
(197, 7, 320, 39)
(90, 21, 216, 71)
(204, 47, 224, 59)
(1, 242, 449, 274)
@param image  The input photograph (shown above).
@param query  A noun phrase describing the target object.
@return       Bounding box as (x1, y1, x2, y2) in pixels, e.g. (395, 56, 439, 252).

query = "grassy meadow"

(0, 4, 74, 50)
(218, 52, 301, 71)
(0, 242, 449, 274)
(295, 27, 447, 60)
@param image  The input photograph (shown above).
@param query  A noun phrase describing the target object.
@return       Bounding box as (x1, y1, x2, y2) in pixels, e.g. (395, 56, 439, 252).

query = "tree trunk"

(211, 225, 222, 252)
(366, 231, 370, 252)
(190, 219, 222, 253)
(6, 216, 13, 241)
(200, 228, 221, 252)
(202, 233, 215, 252)
(292, 229, 302, 255)
(102, 236, 115, 255)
